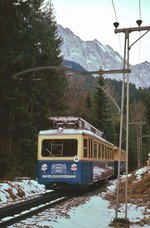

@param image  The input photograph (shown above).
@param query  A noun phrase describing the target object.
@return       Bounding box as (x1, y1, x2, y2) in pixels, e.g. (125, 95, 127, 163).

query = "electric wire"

(138, 0, 142, 83)
(111, 0, 122, 62)
(138, 0, 141, 64)
(111, 0, 118, 22)
(139, 0, 141, 20)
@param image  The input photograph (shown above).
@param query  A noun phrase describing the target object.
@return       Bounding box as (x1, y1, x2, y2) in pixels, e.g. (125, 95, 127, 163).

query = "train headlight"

(57, 127, 63, 133)
(41, 163, 48, 172)
(70, 163, 77, 173)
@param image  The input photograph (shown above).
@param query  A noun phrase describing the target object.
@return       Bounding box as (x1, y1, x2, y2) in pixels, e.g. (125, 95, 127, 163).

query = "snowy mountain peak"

(58, 24, 150, 88)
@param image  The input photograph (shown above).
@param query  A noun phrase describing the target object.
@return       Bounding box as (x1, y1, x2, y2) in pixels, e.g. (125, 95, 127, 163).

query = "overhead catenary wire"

(111, 0, 122, 60)
(138, 0, 142, 63)
(139, 0, 141, 20)
(138, 0, 142, 84)
(111, 0, 118, 22)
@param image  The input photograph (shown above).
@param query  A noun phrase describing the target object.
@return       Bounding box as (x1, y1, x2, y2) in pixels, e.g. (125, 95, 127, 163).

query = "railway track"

(0, 190, 70, 227)
(0, 182, 107, 227)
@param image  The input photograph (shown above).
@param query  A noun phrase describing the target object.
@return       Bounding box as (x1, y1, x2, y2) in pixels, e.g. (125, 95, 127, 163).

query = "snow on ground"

(135, 166, 149, 180)
(0, 166, 150, 227)
(0, 179, 46, 207)
(8, 190, 149, 228)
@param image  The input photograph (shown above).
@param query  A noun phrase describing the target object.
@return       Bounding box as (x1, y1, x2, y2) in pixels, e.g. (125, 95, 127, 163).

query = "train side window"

(88, 140, 89, 158)
(84, 139, 87, 158)
(108, 148, 110, 160)
(105, 147, 108, 160)
(112, 149, 114, 160)
(89, 139, 93, 158)
(94, 142, 97, 158)
(109, 148, 112, 160)
(98, 144, 101, 158)
(102, 144, 105, 159)
(110, 149, 112, 160)
(91, 139, 93, 158)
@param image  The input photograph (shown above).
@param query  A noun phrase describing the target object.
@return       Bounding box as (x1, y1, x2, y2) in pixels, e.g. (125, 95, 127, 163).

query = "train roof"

(48, 116, 103, 138)
(39, 128, 114, 147)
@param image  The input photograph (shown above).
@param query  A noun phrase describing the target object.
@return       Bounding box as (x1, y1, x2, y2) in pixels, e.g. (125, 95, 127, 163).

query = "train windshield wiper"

(45, 148, 54, 157)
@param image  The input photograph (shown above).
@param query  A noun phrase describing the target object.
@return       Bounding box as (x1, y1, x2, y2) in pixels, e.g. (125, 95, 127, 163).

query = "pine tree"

(92, 75, 110, 133)
(0, 0, 67, 178)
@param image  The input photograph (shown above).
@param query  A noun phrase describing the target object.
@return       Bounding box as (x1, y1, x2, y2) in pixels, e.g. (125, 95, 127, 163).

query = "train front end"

(37, 128, 91, 189)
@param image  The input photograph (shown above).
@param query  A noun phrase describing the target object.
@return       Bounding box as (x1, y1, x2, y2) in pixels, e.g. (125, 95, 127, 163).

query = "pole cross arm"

(115, 25, 150, 34)
(89, 69, 131, 75)
(11, 66, 131, 80)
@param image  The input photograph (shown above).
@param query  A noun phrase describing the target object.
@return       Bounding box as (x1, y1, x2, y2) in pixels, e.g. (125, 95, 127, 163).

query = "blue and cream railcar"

(37, 117, 115, 189)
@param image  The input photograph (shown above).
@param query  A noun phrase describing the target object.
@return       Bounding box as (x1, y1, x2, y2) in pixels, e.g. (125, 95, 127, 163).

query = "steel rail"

(0, 191, 69, 227)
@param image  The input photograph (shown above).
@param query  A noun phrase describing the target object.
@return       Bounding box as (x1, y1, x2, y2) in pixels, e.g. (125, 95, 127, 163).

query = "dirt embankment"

(104, 166, 150, 225)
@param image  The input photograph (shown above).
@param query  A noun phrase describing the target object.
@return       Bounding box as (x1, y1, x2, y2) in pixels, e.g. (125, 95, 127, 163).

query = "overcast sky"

(52, 0, 150, 65)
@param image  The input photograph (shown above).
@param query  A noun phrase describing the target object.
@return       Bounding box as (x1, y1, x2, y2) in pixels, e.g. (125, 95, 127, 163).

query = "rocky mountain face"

(58, 24, 150, 88)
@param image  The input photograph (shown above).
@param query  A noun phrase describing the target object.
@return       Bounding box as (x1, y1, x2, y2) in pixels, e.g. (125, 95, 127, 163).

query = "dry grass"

(104, 168, 150, 226)
(6, 184, 25, 201)
(104, 168, 150, 209)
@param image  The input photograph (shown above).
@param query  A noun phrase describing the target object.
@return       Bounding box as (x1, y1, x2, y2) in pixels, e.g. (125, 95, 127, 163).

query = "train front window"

(41, 139, 77, 157)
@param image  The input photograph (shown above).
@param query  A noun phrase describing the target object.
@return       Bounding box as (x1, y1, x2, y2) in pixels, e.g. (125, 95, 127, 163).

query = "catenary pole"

(113, 23, 150, 224)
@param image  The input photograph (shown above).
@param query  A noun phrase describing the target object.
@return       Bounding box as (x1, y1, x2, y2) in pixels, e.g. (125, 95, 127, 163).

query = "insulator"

(136, 19, 142, 27)
(113, 22, 119, 28)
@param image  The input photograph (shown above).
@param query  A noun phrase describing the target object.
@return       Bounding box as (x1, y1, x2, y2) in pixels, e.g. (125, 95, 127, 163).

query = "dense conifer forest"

(0, 0, 150, 179)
